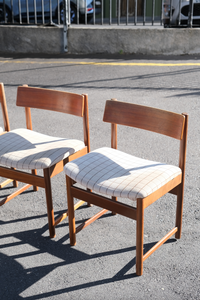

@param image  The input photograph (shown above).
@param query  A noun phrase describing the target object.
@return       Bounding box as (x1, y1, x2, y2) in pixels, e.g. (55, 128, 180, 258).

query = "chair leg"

(87, 188, 92, 207)
(13, 180, 18, 188)
(112, 196, 117, 215)
(136, 199, 144, 276)
(66, 175, 76, 246)
(43, 168, 55, 238)
(11, 168, 18, 187)
(32, 169, 39, 191)
(175, 185, 184, 239)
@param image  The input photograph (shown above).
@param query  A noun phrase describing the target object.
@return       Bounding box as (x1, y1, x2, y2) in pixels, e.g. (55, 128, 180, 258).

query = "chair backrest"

(103, 100, 185, 140)
(17, 86, 85, 116)
(103, 99, 188, 174)
(0, 83, 10, 132)
(16, 85, 90, 151)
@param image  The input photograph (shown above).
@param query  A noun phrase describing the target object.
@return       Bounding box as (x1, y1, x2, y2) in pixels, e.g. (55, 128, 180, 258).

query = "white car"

(163, 0, 200, 27)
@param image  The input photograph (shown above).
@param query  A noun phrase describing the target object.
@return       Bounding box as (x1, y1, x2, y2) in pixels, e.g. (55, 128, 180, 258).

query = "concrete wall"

(0, 25, 63, 54)
(1, 24, 200, 55)
(68, 26, 200, 55)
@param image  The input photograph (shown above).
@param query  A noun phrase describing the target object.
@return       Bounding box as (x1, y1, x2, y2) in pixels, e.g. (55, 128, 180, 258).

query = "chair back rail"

(178, 113, 188, 188)
(82, 94, 90, 151)
(16, 86, 84, 117)
(103, 100, 185, 140)
(0, 83, 10, 132)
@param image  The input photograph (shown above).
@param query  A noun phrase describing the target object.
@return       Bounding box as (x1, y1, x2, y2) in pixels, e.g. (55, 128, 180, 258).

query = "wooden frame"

(0, 85, 90, 238)
(66, 100, 188, 276)
(0, 83, 18, 189)
(0, 83, 10, 133)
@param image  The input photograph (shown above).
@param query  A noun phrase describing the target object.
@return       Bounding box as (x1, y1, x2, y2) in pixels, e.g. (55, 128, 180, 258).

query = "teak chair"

(0, 85, 90, 238)
(0, 83, 17, 189)
(0, 83, 10, 134)
(64, 99, 188, 276)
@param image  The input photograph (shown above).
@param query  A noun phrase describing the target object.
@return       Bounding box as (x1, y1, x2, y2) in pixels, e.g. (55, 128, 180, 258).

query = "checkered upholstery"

(64, 147, 182, 201)
(0, 128, 85, 170)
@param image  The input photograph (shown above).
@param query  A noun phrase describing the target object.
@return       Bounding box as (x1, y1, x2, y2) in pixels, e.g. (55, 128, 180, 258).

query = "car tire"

(70, 4, 77, 24)
(0, 5, 11, 23)
(164, 24, 170, 28)
(87, 15, 93, 23)
(59, 4, 64, 24)
(59, 3, 77, 24)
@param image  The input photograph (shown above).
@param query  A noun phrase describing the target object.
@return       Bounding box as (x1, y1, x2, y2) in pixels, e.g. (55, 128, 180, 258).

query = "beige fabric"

(0, 128, 85, 170)
(0, 127, 3, 134)
(64, 147, 181, 201)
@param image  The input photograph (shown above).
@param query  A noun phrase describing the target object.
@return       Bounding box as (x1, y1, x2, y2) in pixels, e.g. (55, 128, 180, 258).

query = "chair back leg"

(43, 168, 55, 238)
(66, 175, 76, 246)
(175, 184, 184, 239)
(136, 199, 144, 276)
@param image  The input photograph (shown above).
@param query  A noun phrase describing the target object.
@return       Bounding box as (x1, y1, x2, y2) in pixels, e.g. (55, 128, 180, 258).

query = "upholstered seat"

(0, 128, 85, 170)
(65, 147, 182, 201)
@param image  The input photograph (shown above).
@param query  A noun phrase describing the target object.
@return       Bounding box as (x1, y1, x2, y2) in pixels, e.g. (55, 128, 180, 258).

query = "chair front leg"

(43, 168, 55, 238)
(87, 188, 92, 207)
(136, 198, 144, 276)
(66, 175, 76, 246)
(175, 184, 184, 239)
(11, 168, 18, 187)
(112, 196, 117, 215)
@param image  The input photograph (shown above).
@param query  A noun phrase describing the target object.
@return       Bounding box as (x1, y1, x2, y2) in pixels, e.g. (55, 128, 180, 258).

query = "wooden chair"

(64, 99, 188, 276)
(0, 83, 18, 189)
(0, 83, 10, 134)
(0, 85, 90, 238)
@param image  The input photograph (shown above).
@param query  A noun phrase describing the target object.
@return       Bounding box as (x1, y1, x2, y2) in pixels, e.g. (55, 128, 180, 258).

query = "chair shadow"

(0, 212, 177, 299)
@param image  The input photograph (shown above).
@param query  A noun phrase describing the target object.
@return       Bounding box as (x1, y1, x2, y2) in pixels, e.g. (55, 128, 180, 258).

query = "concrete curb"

(0, 25, 63, 54)
(68, 26, 200, 55)
(1, 25, 200, 55)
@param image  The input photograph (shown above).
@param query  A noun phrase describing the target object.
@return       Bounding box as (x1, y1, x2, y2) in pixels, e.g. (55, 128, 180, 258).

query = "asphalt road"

(0, 54, 199, 300)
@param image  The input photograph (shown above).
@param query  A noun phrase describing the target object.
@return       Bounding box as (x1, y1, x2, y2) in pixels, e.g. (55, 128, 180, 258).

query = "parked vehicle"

(0, 0, 100, 24)
(163, 0, 200, 27)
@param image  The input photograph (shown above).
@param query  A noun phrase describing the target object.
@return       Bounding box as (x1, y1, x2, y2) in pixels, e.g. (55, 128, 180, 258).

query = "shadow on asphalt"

(0, 210, 177, 299)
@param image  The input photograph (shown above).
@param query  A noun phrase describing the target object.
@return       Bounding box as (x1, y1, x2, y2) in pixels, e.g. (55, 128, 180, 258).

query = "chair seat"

(64, 147, 181, 201)
(0, 128, 85, 170)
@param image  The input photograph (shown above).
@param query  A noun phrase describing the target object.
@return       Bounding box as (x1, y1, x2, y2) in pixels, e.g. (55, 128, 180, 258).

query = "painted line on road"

(1, 60, 200, 66)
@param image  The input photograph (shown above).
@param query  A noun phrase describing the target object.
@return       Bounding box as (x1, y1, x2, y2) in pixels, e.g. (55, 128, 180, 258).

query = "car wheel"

(87, 15, 93, 23)
(164, 23, 170, 28)
(0, 5, 11, 23)
(60, 4, 77, 24)
(70, 4, 77, 24)
(60, 4, 64, 24)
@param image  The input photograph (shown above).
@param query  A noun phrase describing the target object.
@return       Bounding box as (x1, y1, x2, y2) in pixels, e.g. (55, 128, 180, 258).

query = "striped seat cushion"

(64, 147, 182, 201)
(0, 128, 85, 170)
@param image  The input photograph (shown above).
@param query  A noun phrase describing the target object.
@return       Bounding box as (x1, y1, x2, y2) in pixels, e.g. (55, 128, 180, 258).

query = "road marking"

(1, 60, 200, 66)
